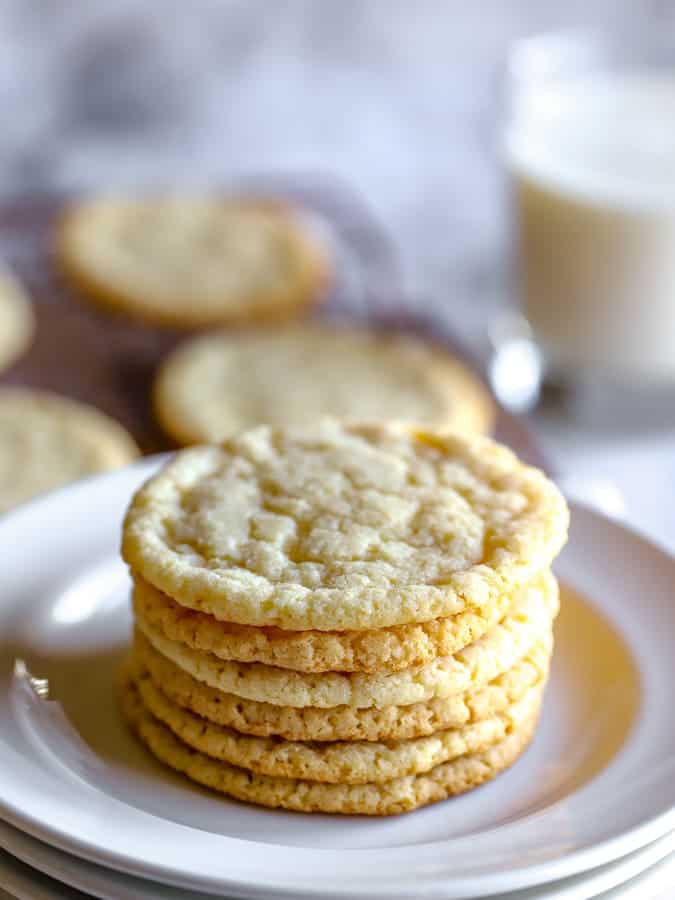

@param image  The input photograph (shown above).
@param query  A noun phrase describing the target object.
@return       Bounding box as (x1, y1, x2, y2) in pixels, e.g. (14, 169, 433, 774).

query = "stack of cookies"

(120, 420, 568, 816)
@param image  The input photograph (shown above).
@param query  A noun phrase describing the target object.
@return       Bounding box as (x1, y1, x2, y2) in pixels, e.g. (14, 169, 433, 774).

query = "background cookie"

(0, 387, 139, 513)
(57, 196, 329, 328)
(153, 325, 494, 445)
(133, 629, 552, 742)
(121, 676, 540, 815)
(131, 574, 513, 673)
(0, 269, 33, 373)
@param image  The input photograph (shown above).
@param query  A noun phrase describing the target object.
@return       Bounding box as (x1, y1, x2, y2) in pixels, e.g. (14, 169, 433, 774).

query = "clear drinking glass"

(495, 27, 675, 421)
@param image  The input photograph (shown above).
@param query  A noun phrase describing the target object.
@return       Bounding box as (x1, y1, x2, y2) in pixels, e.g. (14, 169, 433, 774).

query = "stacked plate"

(1, 459, 675, 899)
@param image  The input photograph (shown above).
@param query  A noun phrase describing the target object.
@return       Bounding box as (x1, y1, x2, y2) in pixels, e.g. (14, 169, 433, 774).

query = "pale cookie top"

(153, 325, 494, 445)
(0, 388, 139, 514)
(0, 270, 34, 373)
(57, 196, 328, 328)
(122, 420, 568, 630)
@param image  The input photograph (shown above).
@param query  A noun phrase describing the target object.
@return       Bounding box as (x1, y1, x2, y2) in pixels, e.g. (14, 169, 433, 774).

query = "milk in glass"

(507, 72, 675, 381)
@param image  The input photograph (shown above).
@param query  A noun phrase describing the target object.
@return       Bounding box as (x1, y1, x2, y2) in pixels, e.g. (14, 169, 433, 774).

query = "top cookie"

(122, 420, 568, 631)
(0, 270, 33, 373)
(0, 387, 139, 513)
(153, 325, 494, 445)
(57, 196, 329, 328)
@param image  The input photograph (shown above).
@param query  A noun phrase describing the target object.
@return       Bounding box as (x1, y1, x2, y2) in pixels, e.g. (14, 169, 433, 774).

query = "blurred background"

(0, 0, 659, 340)
(2, 0, 675, 540)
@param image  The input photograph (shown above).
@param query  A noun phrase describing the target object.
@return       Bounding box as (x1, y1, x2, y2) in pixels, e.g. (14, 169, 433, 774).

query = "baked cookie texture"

(57, 197, 329, 328)
(153, 326, 494, 445)
(133, 664, 543, 784)
(134, 573, 557, 709)
(119, 420, 567, 815)
(121, 674, 542, 816)
(122, 420, 569, 631)
(0, 387, 139, 513)
(131, 573, 513, 673)
(132, 629, 552, 742)
(0, 270, 33, 374)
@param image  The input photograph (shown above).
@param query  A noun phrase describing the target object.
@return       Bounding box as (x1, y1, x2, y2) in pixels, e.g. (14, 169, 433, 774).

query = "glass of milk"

(501, 28, 675, 414)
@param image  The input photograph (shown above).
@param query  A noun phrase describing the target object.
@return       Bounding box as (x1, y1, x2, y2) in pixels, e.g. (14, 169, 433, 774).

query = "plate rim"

(2, 816, 675, 900)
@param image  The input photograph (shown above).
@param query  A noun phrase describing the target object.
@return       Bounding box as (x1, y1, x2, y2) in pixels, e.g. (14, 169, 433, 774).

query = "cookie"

(135, 572, 557, 709)
(0, 387, 139, 514)
(57, 196, 329, 328)
(133, 666, 543, 784)
(131, 574, 512, 673)
(122, 421, 569, 631)
(120, 676, 540, 815)
(134, 628, 552, 741)
(0, 270, 34, 373)
(153, 325, 494, 445)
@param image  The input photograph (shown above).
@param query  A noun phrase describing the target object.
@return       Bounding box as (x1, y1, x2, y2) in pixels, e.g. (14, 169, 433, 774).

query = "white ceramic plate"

(0, 459, 674, 899)
(0, 818, 212, 900)
(2, 816, 675, 900)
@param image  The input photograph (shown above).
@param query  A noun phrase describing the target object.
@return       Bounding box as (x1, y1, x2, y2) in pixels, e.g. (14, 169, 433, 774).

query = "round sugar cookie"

(131, 574, 513, 673)
(133, 667, 543, 784)
(0, 270, 33, 373)
(122, 420, 568, 631)
(133, 628, 552, 742)
(153, 325, 494, 445)
(120, 677, 541, 815)
(0, 388, 139, 514)
(134, 572, 558, 709)
(57, 196, 329, 328)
